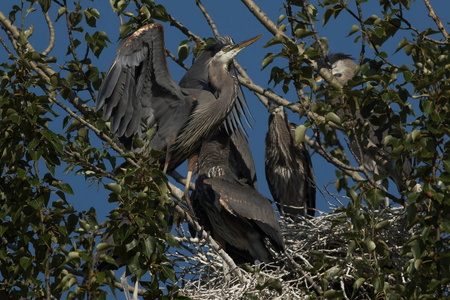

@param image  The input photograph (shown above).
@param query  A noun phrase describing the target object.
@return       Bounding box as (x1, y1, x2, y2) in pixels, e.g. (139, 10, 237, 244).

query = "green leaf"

(353, 277, 365, 290)
(143, 237, 156, 258)
(347, 24, 360, 37)
(161, 265, 176, 283)
(365, 188, 385, 210)
(294, 125, 307, 145)
(177, 43, 190, 63)
(365, 239, 376, 252)
(125, 238, 138, 251)
(105, 183, 122, 194)
(20, 256, 32, 270)
(262, 53, 276, 70)
(325, 112, 341, 125)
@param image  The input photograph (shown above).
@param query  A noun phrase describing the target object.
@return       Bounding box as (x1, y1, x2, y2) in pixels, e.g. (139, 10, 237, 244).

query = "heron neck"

(266, 112, 293, 161)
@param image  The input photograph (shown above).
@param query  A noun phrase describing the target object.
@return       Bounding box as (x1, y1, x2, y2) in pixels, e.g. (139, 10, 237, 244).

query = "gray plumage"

(96, 23, 261, 172)
(265, 102, 316, 217)
(193, 131, 284, 264)
(179, 36, 257, 189)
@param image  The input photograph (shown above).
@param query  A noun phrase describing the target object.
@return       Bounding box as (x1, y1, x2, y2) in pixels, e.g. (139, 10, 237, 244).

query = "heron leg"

(162, 137, 177, 174)
(132, 280, 139, 300)
(183, 154, 198, 216)
(120, 270, 132, 300)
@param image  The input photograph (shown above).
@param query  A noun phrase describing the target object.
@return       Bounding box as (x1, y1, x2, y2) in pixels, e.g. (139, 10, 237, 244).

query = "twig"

(301, 0, 327, 58)
(42, 12, 55, 56)
(423, 0, 448, 40)
(196, 0, 219, 38)
(166, 48, 189, 71)
(240, 0, 343, 90)
(0, 33, 13, 56)
(167, 14, 202, 44)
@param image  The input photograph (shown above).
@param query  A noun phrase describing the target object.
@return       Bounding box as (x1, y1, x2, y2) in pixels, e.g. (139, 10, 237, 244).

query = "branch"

(423, 0, 448, 40)
(114, 281, 146, 296)
(42, 12, 55, 56)
(240, 0, 342, 90)
(167, 14, 202, 44)
(237, 73, 343, 130)
(196, 0, 220, 38)
(301, 0, 327, 58)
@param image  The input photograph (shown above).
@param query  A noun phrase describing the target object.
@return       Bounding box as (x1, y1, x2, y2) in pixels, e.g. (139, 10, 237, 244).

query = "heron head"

(267, 98, 285, 115)
(212, 34, 262, 66)
(316, 53, 357, 86)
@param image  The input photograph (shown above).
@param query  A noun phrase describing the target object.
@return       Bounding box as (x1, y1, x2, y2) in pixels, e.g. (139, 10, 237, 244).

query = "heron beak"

(231, 34, 263, 54)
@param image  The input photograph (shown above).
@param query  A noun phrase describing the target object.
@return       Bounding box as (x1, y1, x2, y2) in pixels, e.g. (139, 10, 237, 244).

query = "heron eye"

(222, 46, 230, 52)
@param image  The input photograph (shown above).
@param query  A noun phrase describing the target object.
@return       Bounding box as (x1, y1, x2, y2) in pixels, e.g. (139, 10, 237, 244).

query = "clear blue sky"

(1, 0, 449, 297)
(3, 0, 449, 221)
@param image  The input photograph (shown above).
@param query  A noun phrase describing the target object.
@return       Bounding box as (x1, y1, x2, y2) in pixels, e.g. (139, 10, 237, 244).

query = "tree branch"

(196, 0, 220, 38)
(42, 12, 55, 56)
(240, 0, 343, 90)
(423, 0, 448, 40)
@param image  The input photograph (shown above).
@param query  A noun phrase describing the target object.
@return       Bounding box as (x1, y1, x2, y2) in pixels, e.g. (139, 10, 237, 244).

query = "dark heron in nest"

(265, 100, 316, 217)
(192, 130, 285, 264)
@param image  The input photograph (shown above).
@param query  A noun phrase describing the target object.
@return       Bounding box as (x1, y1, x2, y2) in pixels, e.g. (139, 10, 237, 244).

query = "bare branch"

(0, 33, 13, 56)
(167, 14, 203, 44)
(423, 0, 448, 40)
(166, 48, 189, 71)
(240, 0, 343, 90)
(42, 12, 55, 56)
(196, 0, 220, 38)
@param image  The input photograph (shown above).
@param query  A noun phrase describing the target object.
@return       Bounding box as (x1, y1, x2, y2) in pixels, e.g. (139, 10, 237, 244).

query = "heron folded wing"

(203, 178, 284, 251)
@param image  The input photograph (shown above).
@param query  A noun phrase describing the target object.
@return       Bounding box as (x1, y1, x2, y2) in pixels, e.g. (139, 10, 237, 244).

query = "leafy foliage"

(0, 0, 448, 299)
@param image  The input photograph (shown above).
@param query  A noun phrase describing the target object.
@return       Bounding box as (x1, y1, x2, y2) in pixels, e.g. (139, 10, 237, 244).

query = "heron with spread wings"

(96, 23, 261, 175)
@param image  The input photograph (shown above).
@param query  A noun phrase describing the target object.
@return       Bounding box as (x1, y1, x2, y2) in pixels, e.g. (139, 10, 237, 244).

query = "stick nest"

(169, 208, 416, 299)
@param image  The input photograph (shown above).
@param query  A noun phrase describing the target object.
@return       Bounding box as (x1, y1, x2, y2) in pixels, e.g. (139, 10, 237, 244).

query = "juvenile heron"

(178, 36, 257, 197)
(192, 130, 285, 264)
(265, 101, 316, 217)
(318, 53, 412, 196)
(96, 23, 261, 173)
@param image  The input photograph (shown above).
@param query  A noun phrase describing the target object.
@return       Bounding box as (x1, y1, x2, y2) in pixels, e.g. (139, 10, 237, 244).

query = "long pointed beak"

(231, 34, 263, 53)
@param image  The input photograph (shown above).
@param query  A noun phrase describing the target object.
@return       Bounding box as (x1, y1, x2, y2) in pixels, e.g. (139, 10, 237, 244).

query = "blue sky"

(3, 0, 449, 220)
(1, 1, 449, 295)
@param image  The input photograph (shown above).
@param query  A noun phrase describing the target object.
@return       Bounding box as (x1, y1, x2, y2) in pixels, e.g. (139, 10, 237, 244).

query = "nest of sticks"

(168, 207, 415, 299)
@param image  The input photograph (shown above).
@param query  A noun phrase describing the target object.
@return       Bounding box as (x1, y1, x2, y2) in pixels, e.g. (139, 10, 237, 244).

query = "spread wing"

(96, 23, 192, 151)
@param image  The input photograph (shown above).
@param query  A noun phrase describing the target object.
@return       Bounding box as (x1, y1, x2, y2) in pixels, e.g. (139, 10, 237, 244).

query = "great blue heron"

(192, 130, 285, 264)
(265, 101, 316, 217)
(95, 23, 262, 175)
(178, 36, 257, 190)
(180, 36, 271, 264)
(317, 53, 412, 196)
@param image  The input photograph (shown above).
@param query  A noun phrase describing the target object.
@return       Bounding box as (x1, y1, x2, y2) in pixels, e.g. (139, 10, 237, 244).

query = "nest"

(168, 208, 416, 299)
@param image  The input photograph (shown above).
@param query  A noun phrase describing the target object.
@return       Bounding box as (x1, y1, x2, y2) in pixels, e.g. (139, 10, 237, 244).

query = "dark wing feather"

(203, 178, 284, 251)
(229, 132, 257, 189)
(96, 23, 192, 151)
